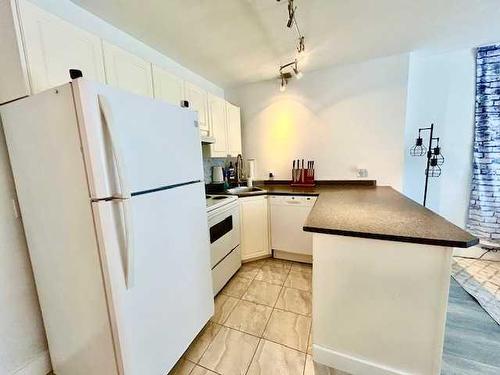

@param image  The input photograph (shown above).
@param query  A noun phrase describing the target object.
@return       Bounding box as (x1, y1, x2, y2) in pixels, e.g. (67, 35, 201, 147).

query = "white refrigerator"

(1, 79, 214, 375)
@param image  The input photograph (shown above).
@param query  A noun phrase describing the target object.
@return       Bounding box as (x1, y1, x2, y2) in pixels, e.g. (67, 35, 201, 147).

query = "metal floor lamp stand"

(409, 123, 445, 207)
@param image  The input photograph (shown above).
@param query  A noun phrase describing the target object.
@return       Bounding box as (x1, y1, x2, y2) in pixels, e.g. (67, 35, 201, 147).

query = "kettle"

(212, 166, 224, 183)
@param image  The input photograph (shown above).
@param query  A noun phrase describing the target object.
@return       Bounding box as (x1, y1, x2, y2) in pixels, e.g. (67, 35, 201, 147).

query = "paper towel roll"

(247, 159, 256, 179)
(247, 159, 256, 187)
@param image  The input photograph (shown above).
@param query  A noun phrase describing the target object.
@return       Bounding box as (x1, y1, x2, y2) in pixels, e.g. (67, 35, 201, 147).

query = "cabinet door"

(152, 65, 184, 106)
(184, 82, 209, 135)
(226, 102, 242, 156)
(0, 0, 31, 103)
(240, 196, 270, 261)
(18, 0, 106, 93)
(208, 94, 228, 157)
(103, 41, 153, 97)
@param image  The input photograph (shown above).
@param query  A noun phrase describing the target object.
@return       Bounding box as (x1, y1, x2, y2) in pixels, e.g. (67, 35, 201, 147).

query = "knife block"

(291, 168, 315, 187)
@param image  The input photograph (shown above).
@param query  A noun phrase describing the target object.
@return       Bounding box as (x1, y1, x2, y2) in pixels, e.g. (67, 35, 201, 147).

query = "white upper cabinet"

(226, 102, 242, 156)
(152, 65, 184, 106)
(0, 0, 106, 103)
(18, 0, 106, 94)
(207, 99, 242, 157)
(0, 0, 30, 103)
(0, 0, 224, 117)
(103, 41, 154, 97)
(184, 82, 209, 135)
(208, 94, 228, 157)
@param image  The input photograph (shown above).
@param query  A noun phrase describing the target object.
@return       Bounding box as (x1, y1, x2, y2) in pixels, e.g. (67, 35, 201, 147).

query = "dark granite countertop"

(232, 182, 478, 248)
(231, 180, 376, 197)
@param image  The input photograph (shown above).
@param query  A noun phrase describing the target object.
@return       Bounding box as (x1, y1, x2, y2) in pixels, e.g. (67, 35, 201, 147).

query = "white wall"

(226, 54, 410, 189)
(0, 1, 224, 374)
(403, 49, 476, 227)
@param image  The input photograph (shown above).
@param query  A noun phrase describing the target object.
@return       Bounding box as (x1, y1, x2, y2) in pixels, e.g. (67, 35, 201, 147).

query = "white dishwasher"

(270, 195, 317, 255)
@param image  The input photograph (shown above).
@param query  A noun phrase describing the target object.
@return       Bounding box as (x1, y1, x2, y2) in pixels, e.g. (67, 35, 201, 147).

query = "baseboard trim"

(242, 254, 271, 263)
(12, 350, 51, 375)
(313, 344, 406, 375)
(273, 250, 312, 263)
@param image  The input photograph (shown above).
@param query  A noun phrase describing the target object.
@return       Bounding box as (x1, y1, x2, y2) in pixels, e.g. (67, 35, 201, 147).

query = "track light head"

(280, 73, 287, 92)
(287, 0, 295, 28)
(297, 36, 305, 54)
(293, 60, 303, 79)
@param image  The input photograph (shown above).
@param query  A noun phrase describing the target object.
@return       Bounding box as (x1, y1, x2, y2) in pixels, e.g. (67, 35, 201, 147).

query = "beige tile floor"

(169, 258, 348, 375)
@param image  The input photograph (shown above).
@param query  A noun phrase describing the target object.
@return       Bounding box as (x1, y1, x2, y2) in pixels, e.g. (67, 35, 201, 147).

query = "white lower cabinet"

(270, 195, 317, 255)
(240, 195, 271, 261)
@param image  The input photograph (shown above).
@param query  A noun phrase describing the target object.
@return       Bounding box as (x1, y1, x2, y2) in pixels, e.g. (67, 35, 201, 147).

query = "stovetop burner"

(206, 194, 237, 212)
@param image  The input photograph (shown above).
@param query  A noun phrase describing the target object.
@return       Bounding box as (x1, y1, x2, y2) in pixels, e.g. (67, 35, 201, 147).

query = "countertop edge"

(215, 183, 479, 249)
(303, 226, 480, 248)
(236, 191, 320, 198)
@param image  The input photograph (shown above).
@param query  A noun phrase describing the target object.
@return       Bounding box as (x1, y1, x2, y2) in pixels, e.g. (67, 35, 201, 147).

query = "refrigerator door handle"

(121, 198, 135, 288)
(98, 95, 135, 288)
(98, 95, 131, 200)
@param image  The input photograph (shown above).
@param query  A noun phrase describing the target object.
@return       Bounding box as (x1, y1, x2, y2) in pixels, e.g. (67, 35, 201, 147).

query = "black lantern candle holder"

(409, 123, 445, 206)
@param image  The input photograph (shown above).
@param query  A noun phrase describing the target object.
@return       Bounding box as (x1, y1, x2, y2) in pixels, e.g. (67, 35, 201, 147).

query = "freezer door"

(72, 79, 203, 199)
(91, 182, 213, 375)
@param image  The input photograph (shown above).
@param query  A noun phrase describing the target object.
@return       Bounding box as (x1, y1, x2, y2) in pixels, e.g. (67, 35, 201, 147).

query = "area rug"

(451, 257, 500, 325)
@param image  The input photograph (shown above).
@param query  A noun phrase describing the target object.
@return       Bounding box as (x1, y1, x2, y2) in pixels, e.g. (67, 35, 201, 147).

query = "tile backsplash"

(203, 157, 236, 184)
(201, 146, 237, 184)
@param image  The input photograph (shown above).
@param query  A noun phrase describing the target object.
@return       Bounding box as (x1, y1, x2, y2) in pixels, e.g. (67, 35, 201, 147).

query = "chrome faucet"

(235, 154, 243, 186)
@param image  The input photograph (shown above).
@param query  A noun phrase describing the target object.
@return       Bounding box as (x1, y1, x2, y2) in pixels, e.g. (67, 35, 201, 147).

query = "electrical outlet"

(357, 168, 368, 178)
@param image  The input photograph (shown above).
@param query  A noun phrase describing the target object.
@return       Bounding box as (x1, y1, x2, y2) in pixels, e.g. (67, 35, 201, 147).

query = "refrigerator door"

(72, 79, 204, 199)
(92, 181, 213, 375)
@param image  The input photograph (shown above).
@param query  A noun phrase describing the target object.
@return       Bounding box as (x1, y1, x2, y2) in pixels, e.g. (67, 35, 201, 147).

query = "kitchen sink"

(225, 186, 267, 195)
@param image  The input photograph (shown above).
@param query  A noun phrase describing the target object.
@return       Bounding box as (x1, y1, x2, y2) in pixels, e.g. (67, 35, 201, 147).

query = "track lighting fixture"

(276, 0, 306, 90)
(287, 0, 295, 28)
(292, 60, 303, 79)
(280, 73, 287, 92)
(279, 71, 292, 92)
(297, 36, 305, 55)
(278, 60, 302, 90)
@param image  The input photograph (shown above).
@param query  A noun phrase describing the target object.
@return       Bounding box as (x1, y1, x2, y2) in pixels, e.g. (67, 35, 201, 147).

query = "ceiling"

(70, 0, 500, 88)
